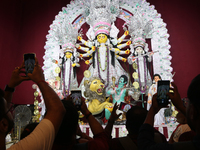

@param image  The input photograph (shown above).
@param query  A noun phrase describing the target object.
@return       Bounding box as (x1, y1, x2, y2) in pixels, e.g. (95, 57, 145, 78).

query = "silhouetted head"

(186, 74, 200, 131)
(54, 99, 79, 145)
(126, 106, 148, 135)
(0, 88, 14, 135)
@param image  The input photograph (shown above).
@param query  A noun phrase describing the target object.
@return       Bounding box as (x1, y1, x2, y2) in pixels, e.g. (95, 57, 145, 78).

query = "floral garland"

(97, 46, 109, 88)
(97, 47, 108, 71)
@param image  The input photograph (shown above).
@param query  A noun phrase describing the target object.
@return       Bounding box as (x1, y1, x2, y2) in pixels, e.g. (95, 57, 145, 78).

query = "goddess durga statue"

(77, 0, 132, 92)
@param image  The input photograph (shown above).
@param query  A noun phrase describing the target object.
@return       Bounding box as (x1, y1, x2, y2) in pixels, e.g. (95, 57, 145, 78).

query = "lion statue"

(84, 77, 113, 121)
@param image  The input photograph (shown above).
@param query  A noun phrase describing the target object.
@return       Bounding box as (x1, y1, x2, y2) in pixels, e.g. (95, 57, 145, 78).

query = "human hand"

(8, 63, 30, 88)
(92, 46, 95, 51)
(124, 30, 129, 36)
(85, 60, 90, 65)
(126, 41, 131, 45)
(27, 58, 45, 84)
(122, 58, 127, 62)
(150, 52, 154, 56)
(167, 82, 184, 110)
(72, 63, 76, 67)
(125, 49, 130, 54)
(131, 56, 136, 62)
(148, 100, 152, 104)
(150, 93, 166, 114)
(76, 44, 81, 49)
(109, 102, 122, 121)
(80, 97, 90, 116)
(78, 36, 82, 41)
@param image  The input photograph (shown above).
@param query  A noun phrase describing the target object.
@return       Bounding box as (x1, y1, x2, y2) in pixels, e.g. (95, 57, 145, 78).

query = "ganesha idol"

(84, 77, 113, 123)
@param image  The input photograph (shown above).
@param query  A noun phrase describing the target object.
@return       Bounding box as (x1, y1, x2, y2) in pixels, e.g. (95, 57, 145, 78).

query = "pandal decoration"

(35, 0, 172, 118)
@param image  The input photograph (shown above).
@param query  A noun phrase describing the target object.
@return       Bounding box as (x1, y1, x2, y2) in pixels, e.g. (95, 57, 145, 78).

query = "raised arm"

(77, 36, 93, 48)
(110, 48, 130, 55)
(28, 58, 66, 134)
(104, 103, 122, 136)
(80, 97, 104, 135)
(115, 55, 127, 63)
(117, 30, 130, 44)
(4, 64, 29, 104)
(167, 82, 186, 116)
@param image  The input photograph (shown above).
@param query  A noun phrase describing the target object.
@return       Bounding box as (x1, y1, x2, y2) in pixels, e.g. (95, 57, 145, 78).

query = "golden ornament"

(34, 110, 39, 115)
(34, 100, 39, 106)
(133, 82, 139, 89)
(132, 72, 138, 79)
(34, 91, 39, 97)
(56, 76, 61, 81)
(132, 62, 138, 70)
(84, 70, 91, 78)
(55, 67, 61, 74)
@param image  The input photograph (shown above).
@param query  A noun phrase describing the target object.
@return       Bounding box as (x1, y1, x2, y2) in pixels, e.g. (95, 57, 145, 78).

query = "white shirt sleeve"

(8, 119, 55, 150)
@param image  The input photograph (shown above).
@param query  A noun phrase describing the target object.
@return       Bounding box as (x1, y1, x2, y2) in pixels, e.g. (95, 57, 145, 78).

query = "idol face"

(119, 77, 126, 85)
(135, 46, 144, 55)
(154, 76, 161, 83)
(97, 34, 108, 44)
(65, 52, 72, 59)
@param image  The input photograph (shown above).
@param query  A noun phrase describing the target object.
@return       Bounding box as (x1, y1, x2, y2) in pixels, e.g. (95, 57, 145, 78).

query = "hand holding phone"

(70, 90, 82, 111)
(157, 80, 170, 106)
(119, 102, 133, 112)
(24, 53, 36, 76)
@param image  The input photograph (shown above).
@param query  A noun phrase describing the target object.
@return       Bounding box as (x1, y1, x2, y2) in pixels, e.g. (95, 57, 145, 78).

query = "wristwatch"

(4, 85, 15, 92)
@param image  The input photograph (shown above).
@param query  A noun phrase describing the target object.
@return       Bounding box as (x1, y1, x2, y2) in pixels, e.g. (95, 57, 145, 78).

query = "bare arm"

(27, 58, 65, 134)
(144, 93, 164, 126)
(4, 64, 30, 106)
(104, 103, 122, 136)
(167, 82, 186, 116)
(80, 97, 104, 136)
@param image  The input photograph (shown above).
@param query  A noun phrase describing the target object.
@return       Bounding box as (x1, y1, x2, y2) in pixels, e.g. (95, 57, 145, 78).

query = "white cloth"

(64, 58, 78, 90)
(8, 119, 55, 150)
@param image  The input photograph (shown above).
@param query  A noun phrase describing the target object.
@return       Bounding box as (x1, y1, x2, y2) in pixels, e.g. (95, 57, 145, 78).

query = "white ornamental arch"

(42, 0, 173, 96)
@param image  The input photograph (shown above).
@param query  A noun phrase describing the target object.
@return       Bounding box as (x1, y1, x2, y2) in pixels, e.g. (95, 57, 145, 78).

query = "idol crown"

(85, 0, 120, 36)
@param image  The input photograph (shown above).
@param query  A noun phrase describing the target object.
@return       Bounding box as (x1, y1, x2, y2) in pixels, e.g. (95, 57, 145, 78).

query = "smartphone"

(119, 102, 133, 112)
(157, 80, 170, 106)
(70, 90, 82, 111)
(24, 53, 36, 76)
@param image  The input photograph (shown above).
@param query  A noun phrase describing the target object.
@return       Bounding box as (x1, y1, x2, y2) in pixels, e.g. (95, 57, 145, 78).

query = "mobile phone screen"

(24, 53, 35, 75)
(119, 102, 133, 112)
(71, 90, 82, 110)
(157, 80, 170, 106)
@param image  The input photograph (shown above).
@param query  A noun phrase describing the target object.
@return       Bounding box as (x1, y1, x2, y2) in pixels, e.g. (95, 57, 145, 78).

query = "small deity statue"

(61, 46, 80, 96)
(50, 15, 80, 97)
(107, 75, 129, 105)
(107, 75, 131, 121)
(126, 13, 155, 95)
